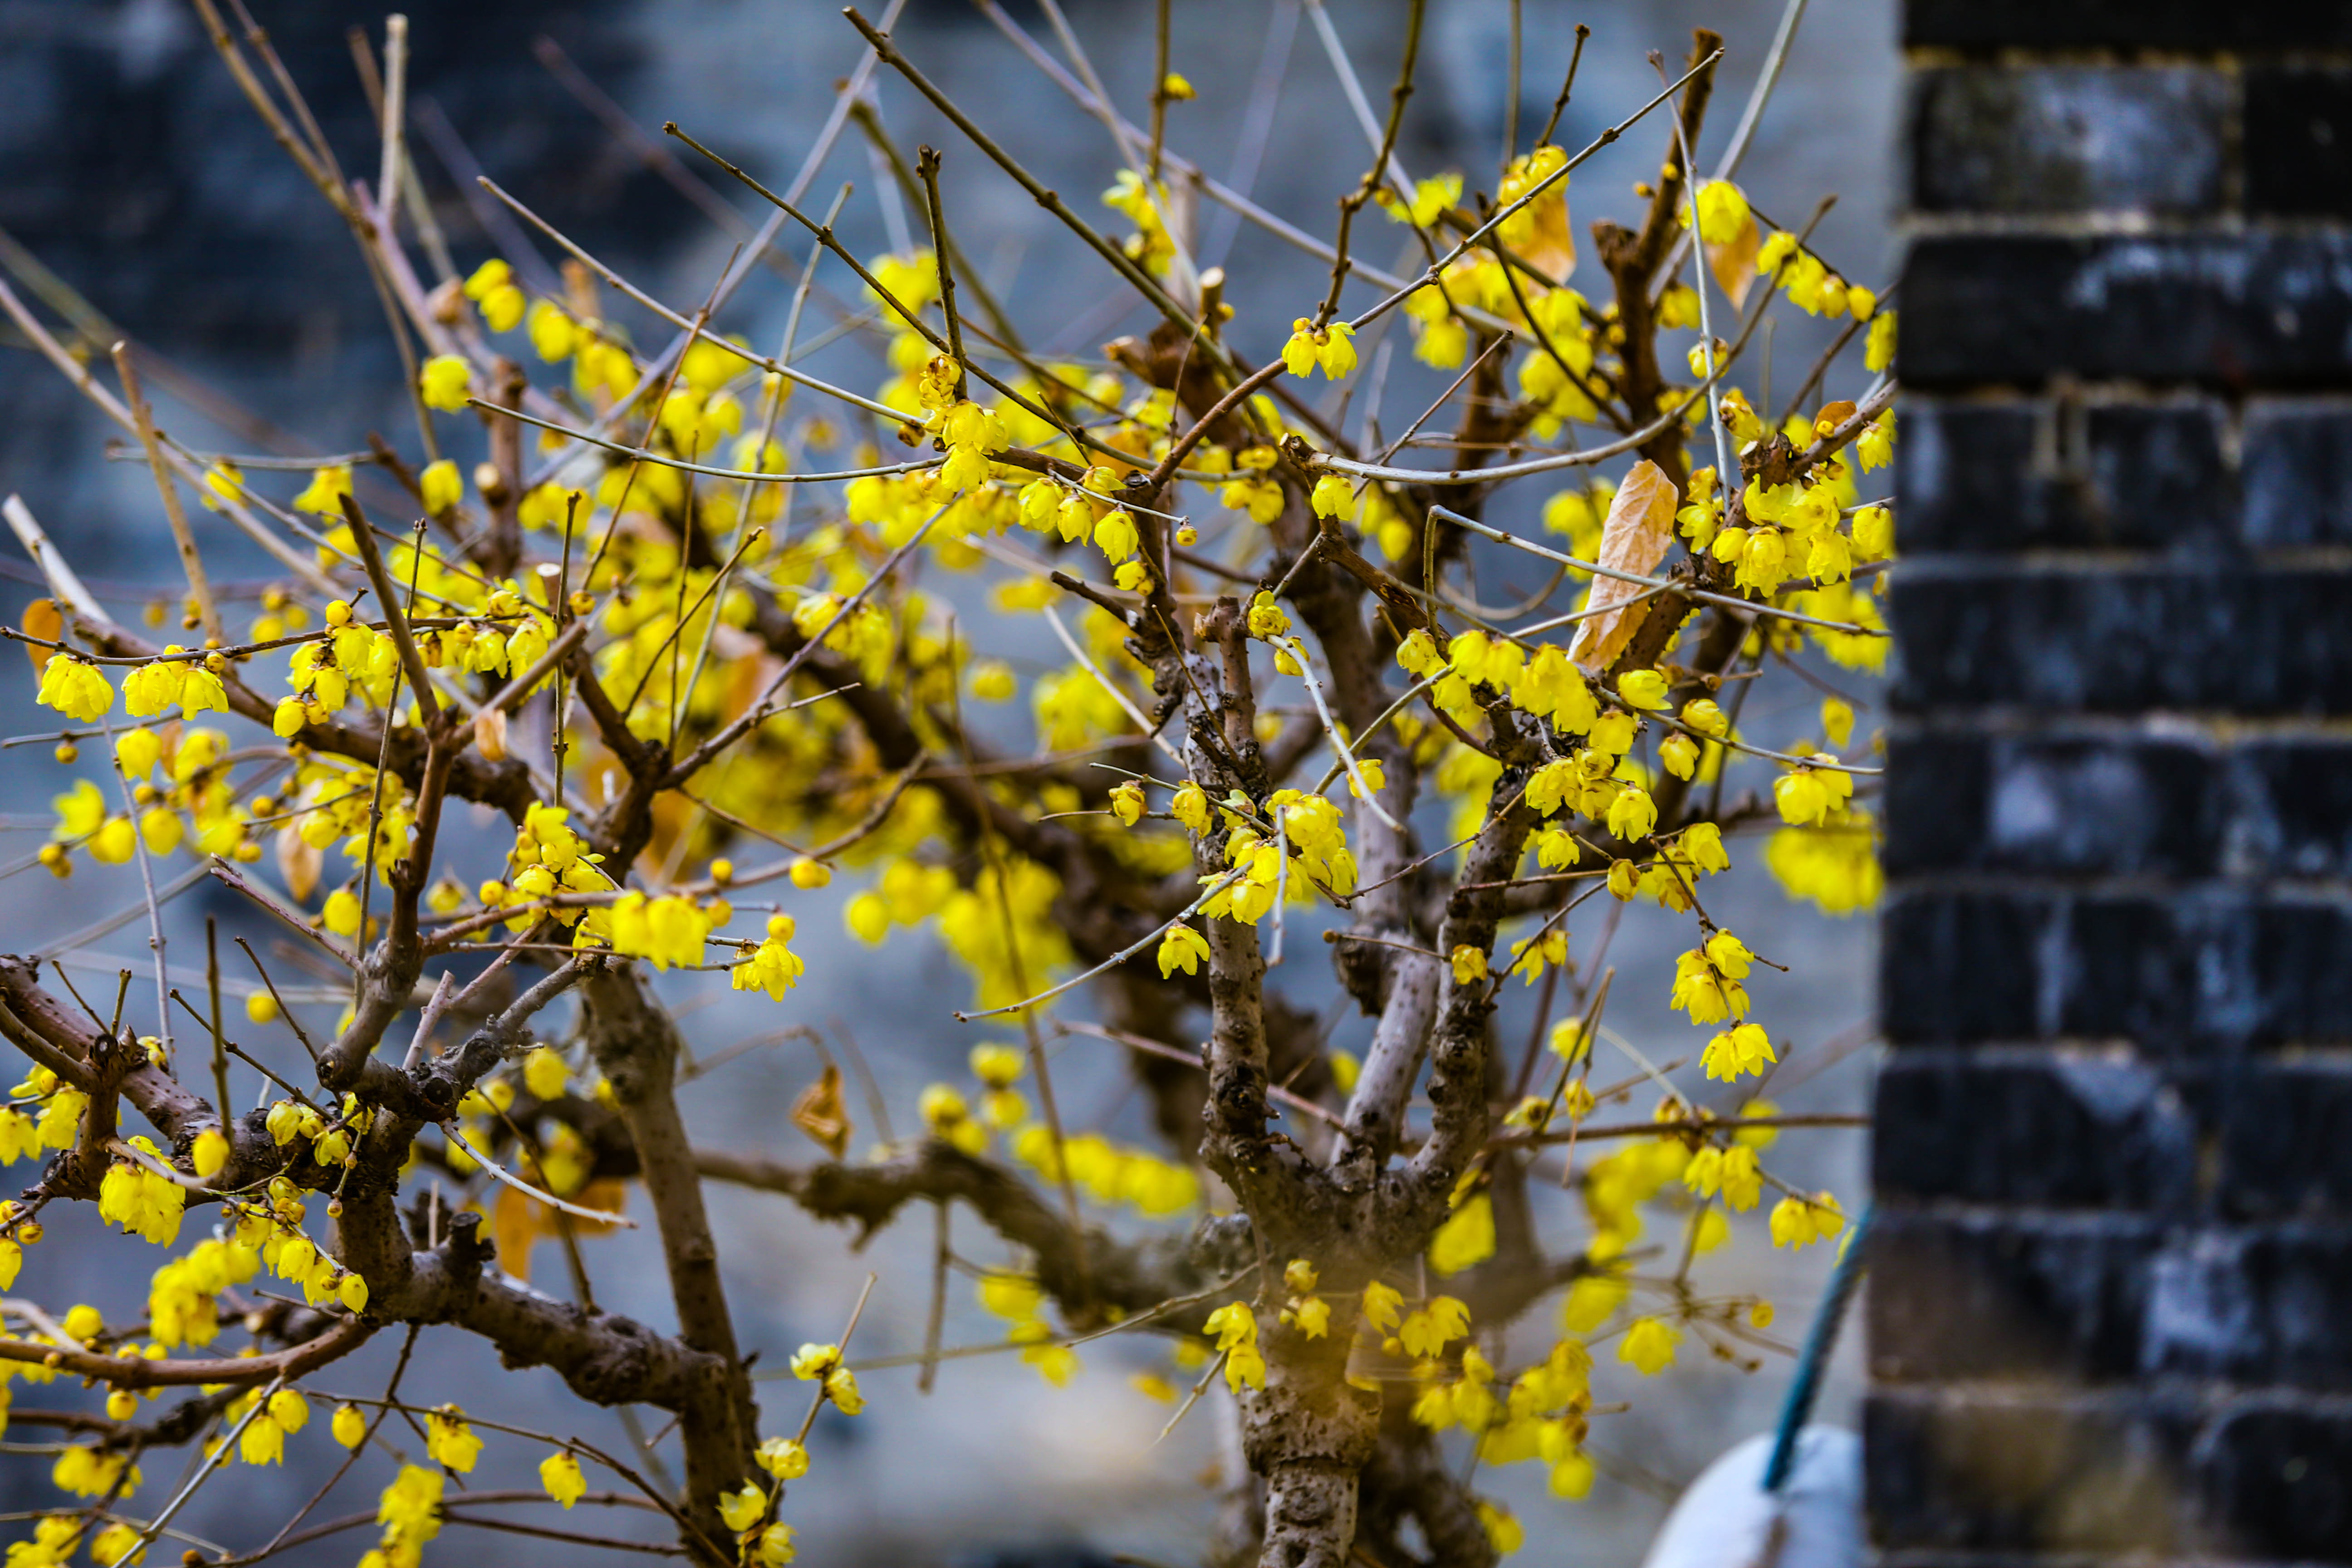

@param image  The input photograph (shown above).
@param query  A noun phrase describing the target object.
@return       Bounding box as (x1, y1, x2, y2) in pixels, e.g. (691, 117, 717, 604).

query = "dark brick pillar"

(1873, 6, 2352, 1565)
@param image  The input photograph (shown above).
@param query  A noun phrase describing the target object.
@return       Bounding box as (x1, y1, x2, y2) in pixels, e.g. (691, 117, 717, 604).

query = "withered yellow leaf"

(472, 706, 510, 763)
(21, 599, 59, 671)
(276, 823, 322, 905)
(1707, 214, 1762, 311)
(791, 1063, 852, 1160)
(1517, 199, 1576, 284)
(1567, 458, 1680, 672)
(491, 1178, 627, 1285)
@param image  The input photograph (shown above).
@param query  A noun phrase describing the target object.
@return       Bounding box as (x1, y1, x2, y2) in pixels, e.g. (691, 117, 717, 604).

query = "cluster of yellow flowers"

(1012, 1124, 1201, 1217)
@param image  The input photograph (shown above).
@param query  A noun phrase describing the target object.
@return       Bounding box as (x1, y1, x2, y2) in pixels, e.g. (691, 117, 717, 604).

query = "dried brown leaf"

(791, 1063, 852, 1159)
(1568, 458, 1681, 672)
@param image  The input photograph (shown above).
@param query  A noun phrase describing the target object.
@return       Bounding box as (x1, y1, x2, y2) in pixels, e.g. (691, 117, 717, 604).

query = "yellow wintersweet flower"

(37, 655, 114, 723)
(1478, 1499, 1525, 1555)
(90, 1523, 144, 1566)
(1687, 180, 1750, 245)
(1245, 591, 1290, 640)
(1852, 503, 1895, 557)
(1617, 669, 1670, 710)
(1618, 1315, 1678, 1375)
(1774, 761, 1855, 827)
(527, 299, 577, 361)
(1428, 1192, 1497, 1276)
(418, 354, 474, 412)
(523, 1046, 568, 1101)
(1669, 946, 1746, 1024)
(540, 1450, 586, 1509)
(1683, 822, 1731, 874)
(720, 1482, 767, 1534)
(138, 807, 182, 855)
(54, 777, 107, 839)
(1309, 474, 1357, 519)
(239, 1402, 288, 1465)
(1362, 1279, 1404, 1334)
(419, 459, 462, 514)
(269, 1388, 309, 1435)
(1108, 780, 1146, 827)
(730, 917, 806, 1002)
(824, 1366, 863, 1413)
(293, 462, 352, 515)
(115, 726, 161, 776)
(425, 1406, 483, 1472)
(1770, 1191, 1845, 1248)
(1865, 309, 1898, 373)
(1202, 1301, 1265, 1391)
(1398, 1295, 1468, 1358)
(1449, 945, 1488, 985)
(1157, 923, 1209, 978)
(1377, 171, 1462, 228)
(1702, 1022, 1776, 1082)
(1280, 318, 1357, 380)
(1604, 785, 1657, 843)
(1170, 781, 1211, 834)
(969, 661, 1015, 701)
(323, 889, 362, 939)
(756, 1436, 811, 1479)
(333, 1403, 367, 1448)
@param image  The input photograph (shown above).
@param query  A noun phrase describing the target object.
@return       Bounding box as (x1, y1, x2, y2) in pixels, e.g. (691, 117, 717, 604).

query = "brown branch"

(696, 1138, 1223, 1319)
(580, 966, 756, 1539)
(0, 1313, 373, 1389)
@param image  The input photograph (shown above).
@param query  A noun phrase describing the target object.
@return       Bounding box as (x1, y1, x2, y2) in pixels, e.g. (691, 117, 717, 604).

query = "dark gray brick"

(2144, 1229, 2352, 1387)
(1873, 1054, 2195, 1210)
(1884, 732, 2220, 878)
(2242, 399, 2352, 548)
(1870, 1211, 2161, 1382)
(1899, 397, 2232, 556)
(2228, 739, 2352, 877)
(2248, 900, 2352, 1045)
(1901, 235, 2352, 389)
(1866, 1392, 2198, 1553)
(2195, 1400, 2352, 1560)
(1881, 889, 2352, 1048)
(1880, 889, 2051, 1043)
(2245, 68, 2352, 221)
(1908, 67, 2225, 216)
(1890, 566, 2352, 716)
(2220, 1062, 2352, 1220)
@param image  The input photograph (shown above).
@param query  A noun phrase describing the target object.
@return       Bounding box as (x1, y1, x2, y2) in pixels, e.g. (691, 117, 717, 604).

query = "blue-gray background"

(0, 1, 1895, 1561)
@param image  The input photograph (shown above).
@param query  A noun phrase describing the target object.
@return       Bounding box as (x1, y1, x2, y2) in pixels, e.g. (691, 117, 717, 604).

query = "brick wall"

(1873, 6, 2352, 1564)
